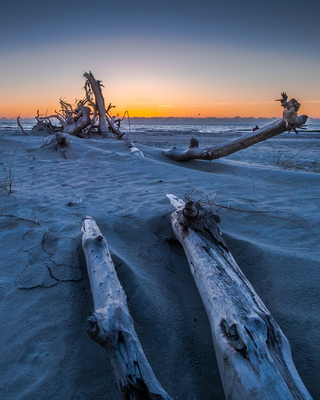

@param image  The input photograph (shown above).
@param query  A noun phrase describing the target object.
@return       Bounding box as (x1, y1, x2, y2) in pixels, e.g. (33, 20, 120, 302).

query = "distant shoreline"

(1, 116, 320, 125)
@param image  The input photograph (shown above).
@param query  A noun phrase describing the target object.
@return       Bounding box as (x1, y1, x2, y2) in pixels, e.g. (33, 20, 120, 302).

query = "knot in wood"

(221, 319, 247, 357)
(183, 201, 199, 221)
(87, 314, 100, 340)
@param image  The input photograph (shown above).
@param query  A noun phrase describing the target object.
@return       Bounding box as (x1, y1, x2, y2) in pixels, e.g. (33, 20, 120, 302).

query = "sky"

(1, 0, 320, 119)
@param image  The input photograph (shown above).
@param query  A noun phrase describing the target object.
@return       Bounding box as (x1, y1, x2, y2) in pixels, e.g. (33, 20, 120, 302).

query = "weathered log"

(167, 194, 312, 400)
(83, 71, 109, 135)
(81, 217, 172, 400)
(33, 72, 124, 138)
(165, 116, 307, 161)
(83, 71, 122, 137)
(164, 94, 308, 161)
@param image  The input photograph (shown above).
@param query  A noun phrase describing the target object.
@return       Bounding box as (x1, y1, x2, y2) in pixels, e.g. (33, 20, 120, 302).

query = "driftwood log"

(35, 100, 92, 136)
(81, 217, 172, 400)
(35, 72, 124, 138)
(167, 194, 312, 400)
(164, 93, 308, 162)
(83, 72, 122, 137)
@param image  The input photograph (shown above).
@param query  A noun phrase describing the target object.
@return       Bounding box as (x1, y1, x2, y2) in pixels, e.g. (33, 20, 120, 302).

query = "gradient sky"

(1, 0, 320, 118)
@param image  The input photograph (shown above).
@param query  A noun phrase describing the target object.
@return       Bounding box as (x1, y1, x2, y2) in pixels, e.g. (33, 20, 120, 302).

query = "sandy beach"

(0, 125, 319, 399)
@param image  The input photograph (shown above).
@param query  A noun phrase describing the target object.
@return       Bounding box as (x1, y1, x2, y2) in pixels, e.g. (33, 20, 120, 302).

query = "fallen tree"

(167, 194, 312, 400)
(164, 93, 308, 161)
(34, 72, 126, 139)
(81, 216, 172, 400)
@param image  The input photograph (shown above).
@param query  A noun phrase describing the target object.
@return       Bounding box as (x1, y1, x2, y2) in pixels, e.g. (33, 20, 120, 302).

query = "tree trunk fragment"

(164, 114, 308, 162)
(83, 71, 122, 137)
(81, 216, 172, 400)
(167, 194, 312, 400)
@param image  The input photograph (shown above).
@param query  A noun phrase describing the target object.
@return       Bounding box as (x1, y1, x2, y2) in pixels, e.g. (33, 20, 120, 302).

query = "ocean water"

(1, 120, 320, 172)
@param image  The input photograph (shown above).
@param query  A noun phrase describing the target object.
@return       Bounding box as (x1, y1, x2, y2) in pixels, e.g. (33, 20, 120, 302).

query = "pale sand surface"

(0, 128, 319, 399)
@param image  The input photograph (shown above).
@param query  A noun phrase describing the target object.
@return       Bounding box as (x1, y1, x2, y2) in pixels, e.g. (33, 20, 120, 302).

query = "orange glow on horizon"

(111, 101, 317, 119)
(1, 100, 318, 120)
(0, 102, 62, 120)
(1, 69, 318, 119)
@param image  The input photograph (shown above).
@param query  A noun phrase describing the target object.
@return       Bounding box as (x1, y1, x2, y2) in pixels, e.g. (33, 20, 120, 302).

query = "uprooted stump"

(34, 72, 126, 139)
(164, 93, 308, 162)
(81, 217, 172, 400)
(167, 194, 312, 400)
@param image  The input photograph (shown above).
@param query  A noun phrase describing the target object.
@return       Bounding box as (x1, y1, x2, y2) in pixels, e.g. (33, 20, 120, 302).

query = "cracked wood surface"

(167, 194, 312, 400)
(81, 217, 172, 400)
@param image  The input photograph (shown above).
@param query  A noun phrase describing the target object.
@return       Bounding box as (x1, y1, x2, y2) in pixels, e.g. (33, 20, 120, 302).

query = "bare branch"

(17, 116, 29, 135)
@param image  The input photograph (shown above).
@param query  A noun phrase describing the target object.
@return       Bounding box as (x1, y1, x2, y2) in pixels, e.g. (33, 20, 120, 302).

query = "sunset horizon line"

(1, 114, 319, 122)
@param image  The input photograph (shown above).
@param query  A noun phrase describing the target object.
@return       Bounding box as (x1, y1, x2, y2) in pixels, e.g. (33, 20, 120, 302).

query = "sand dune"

(0, 128, 319, 399)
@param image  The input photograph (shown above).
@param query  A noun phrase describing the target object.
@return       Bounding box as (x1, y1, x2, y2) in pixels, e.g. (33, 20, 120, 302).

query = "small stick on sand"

(82, 216, 172, 400)
(17, 116, 29, 135)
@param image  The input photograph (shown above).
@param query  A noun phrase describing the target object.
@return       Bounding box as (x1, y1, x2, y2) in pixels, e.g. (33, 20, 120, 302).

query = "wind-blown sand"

(0, 127, 319, 399)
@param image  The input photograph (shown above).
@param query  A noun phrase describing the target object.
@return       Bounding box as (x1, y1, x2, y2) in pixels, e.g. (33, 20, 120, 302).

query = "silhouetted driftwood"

(167, 194, 312, 400)
(81, 216, 172, 400)
(164, 93, 308, 161)
(35, 72, 125, 138)
(83, 72, 123, 138)
(17, 116, 29, 135)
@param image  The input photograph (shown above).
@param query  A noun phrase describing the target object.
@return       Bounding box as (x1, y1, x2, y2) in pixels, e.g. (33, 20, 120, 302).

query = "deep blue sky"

(1, 0, 320, 117)
(2, 0, 320, 51)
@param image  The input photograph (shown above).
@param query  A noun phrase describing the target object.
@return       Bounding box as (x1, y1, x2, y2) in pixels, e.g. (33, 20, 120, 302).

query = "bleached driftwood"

(83, 71, 110, 136)
(126, 141, 145, 157)
(35, 72, 125, 138)
(276, 91, 302, 131)
(164, 94, 308, 162)
(34, 110, 59, 133)
(83, 71, 122, 137)
(81, 217, 172, 400)
(35, 100, 91, 136)
(167, 194, 312, 400)
(58, 103, 92, 135)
